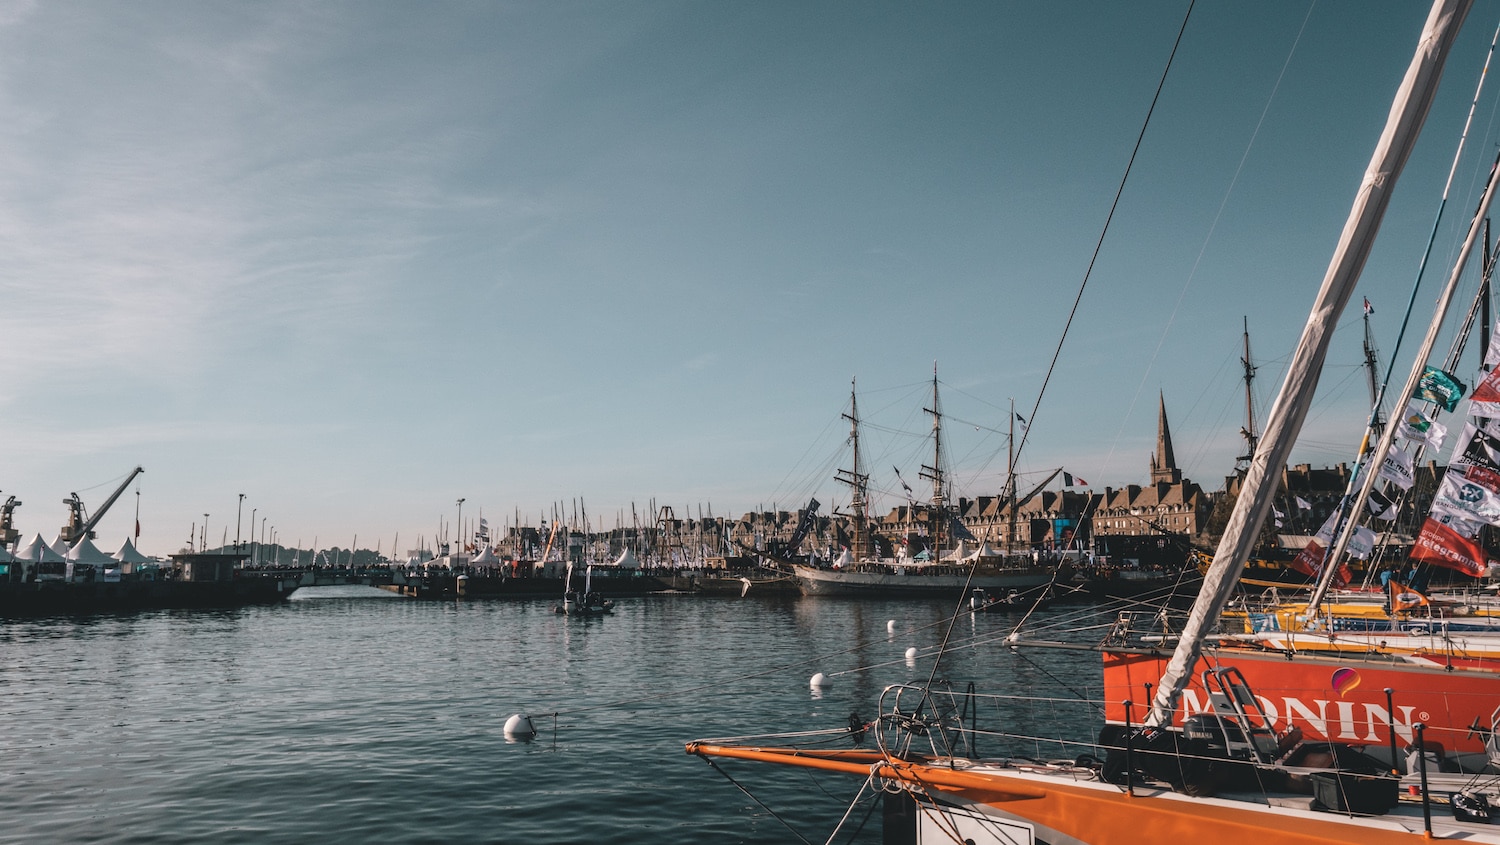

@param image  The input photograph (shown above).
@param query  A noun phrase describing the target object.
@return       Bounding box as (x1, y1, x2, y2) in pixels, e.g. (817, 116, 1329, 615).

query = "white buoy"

(810, 672, 830, 688)
(887, 620, 896, 632)
(503, 713, 536, 741)
(904, 647, 918, 659)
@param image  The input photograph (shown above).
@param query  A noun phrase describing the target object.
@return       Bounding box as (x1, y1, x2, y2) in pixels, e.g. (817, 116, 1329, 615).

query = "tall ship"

(793, 372, 1056, 598)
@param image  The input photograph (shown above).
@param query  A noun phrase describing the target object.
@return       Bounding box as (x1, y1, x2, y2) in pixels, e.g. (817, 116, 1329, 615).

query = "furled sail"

(1146, 0, 1473, 728)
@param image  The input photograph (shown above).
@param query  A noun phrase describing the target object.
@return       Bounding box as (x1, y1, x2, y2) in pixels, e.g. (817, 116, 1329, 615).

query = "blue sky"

(4, 1, 1500, 555)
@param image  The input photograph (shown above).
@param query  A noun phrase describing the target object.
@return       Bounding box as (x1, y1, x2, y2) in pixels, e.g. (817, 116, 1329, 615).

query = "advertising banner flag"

(1395, 402, 1447, 450)
(1415, 366, 1466, 412)
(1410, 513, 1488, 578)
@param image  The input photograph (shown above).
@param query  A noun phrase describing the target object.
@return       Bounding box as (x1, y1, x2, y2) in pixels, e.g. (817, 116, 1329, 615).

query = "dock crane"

(0, 494, 21, 548)
(61, 466, 144, 545)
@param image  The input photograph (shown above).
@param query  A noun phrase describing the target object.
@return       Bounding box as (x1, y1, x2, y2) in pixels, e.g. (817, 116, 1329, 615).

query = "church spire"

(1151, 392, 1181, 484)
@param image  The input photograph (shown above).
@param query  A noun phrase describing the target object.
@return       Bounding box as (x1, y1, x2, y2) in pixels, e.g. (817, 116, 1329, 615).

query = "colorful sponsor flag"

(1451, 422, 1500, 471)
(1345, 525, 1377, 560)
(1376, 447, 1416, 491)
(1410, 512, 1488, 577)
(1429, 463, 1500, 526)
(1289, 511, 1351, 585)
(1389, 579, 1429, 611)
(1366, 488, 1398, 521)
(1415, 366, 1466, 412)
(1395, 402, 1447, 451)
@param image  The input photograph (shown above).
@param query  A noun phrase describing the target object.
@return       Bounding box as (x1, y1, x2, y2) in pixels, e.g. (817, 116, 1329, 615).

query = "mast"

(1006, 399, 1018, 554)
(834, 378, 871, 560)
(919, 365, 946, 556)
(1147, 0, 1471, 728)
(1239, 317, 1259, 464)
(1483, 217, 1493, 368)
(1362, 304, 1385, 434)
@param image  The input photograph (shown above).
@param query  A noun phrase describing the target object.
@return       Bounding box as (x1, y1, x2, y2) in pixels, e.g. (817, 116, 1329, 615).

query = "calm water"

(0, 588, 1106, 844)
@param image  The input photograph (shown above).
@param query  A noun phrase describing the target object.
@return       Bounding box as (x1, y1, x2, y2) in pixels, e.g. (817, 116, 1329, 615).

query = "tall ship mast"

(834, 378, 872, 561)
(917, 366, 947, 557)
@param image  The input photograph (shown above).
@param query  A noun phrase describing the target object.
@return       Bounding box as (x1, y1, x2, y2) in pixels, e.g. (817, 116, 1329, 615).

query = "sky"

(4, 0, 1500, 556)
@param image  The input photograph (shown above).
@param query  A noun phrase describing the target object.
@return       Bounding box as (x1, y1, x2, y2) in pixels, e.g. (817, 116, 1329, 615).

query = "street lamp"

(250, 507, 257, 565)
(457, 498, 466, 556)
(236, 494, 245, 552)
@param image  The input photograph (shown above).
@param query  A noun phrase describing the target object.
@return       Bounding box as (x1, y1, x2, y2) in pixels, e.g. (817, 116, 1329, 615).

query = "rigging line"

(696, 756, 817, 845)
(820, 774, 878, 845)
(1106, 0, 1318, 481)
(1012, 0, 1195, 474)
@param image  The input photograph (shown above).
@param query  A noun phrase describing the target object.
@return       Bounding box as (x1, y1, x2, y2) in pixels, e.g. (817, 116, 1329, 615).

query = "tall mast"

(835, 378, 871, 559)
(919, 364, 946, 555)
(1006, 398, 1017, 554)
(1239, 317, 1259, 464)
(1483, 217, 1493, 368)
(1362, 305, 1385, 434)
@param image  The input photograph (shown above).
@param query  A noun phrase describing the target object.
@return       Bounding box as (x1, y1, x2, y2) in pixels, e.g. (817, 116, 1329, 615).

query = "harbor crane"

(61, 466, 144, 545)
(0, 494, 21, 548)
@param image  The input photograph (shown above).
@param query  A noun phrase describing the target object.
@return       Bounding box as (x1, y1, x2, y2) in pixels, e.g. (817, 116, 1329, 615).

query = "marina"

(10, 1, 1500, 843)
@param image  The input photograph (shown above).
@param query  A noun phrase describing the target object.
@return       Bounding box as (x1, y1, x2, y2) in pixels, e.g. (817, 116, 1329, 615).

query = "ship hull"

(793, 563, 1055, 598)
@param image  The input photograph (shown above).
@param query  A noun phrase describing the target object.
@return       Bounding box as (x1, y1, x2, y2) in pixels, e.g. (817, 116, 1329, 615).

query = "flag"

(1454, 421, 1500, 471)
(1376, 447, 1416, 491)
(894, 466, 914, 500)
(1295, 496, 1311, 511)
(1272, 506, 1285, 528)
(1366, 488, 1398, 521)
(1415, 366, 1466, 412)
(1063, 472, 1089, 487)
(1395, 402, 1447, 450)
(1429, 463, 1500, 527)
(1410, 513, 1488, 577)
(1363, 297, 1374, 316)
(135, 520, 141, 540)
(1345, 525, 1377, 560)
(949, 517, 977, 542)
(1290, 511, 1352, 586)
(1389, 578, 1429, 611)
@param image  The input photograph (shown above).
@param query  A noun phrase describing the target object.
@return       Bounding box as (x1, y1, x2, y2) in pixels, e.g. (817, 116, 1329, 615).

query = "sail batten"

(1147, 0, 1473, 728)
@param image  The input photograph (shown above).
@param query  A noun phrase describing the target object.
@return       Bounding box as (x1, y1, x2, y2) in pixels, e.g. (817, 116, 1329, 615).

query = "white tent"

(943, 540, 972, 562)
(16, 533, 64, 563)
(614, 548, 640, 569)
(472, 545, 499, 565)
(113, 538, 152, 564)
(49, 532, 71, 558)
(965, 541, 1001, 561)
(67, 537, 115, 565)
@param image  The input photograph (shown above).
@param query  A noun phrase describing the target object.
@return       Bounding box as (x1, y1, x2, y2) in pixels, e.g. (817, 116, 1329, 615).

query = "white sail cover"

(66, 536, 114, 564)
(113, 538, 152, 564)
(1148, 0, 1473, 728)
(16, 534, 64, 563)
(472, 545, 499, 564)
(614, 548, 641, 569)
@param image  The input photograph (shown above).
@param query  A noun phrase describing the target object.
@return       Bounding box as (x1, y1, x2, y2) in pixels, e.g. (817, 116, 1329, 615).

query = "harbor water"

(0, 588, 1107, 844)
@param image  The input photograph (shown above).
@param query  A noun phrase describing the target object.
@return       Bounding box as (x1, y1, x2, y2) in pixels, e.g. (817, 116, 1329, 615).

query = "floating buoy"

(904, 647, 918, 659)
(887, 620, 896, 632)
(810, 672, 830, 688)
(503, 713, 536, 741)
